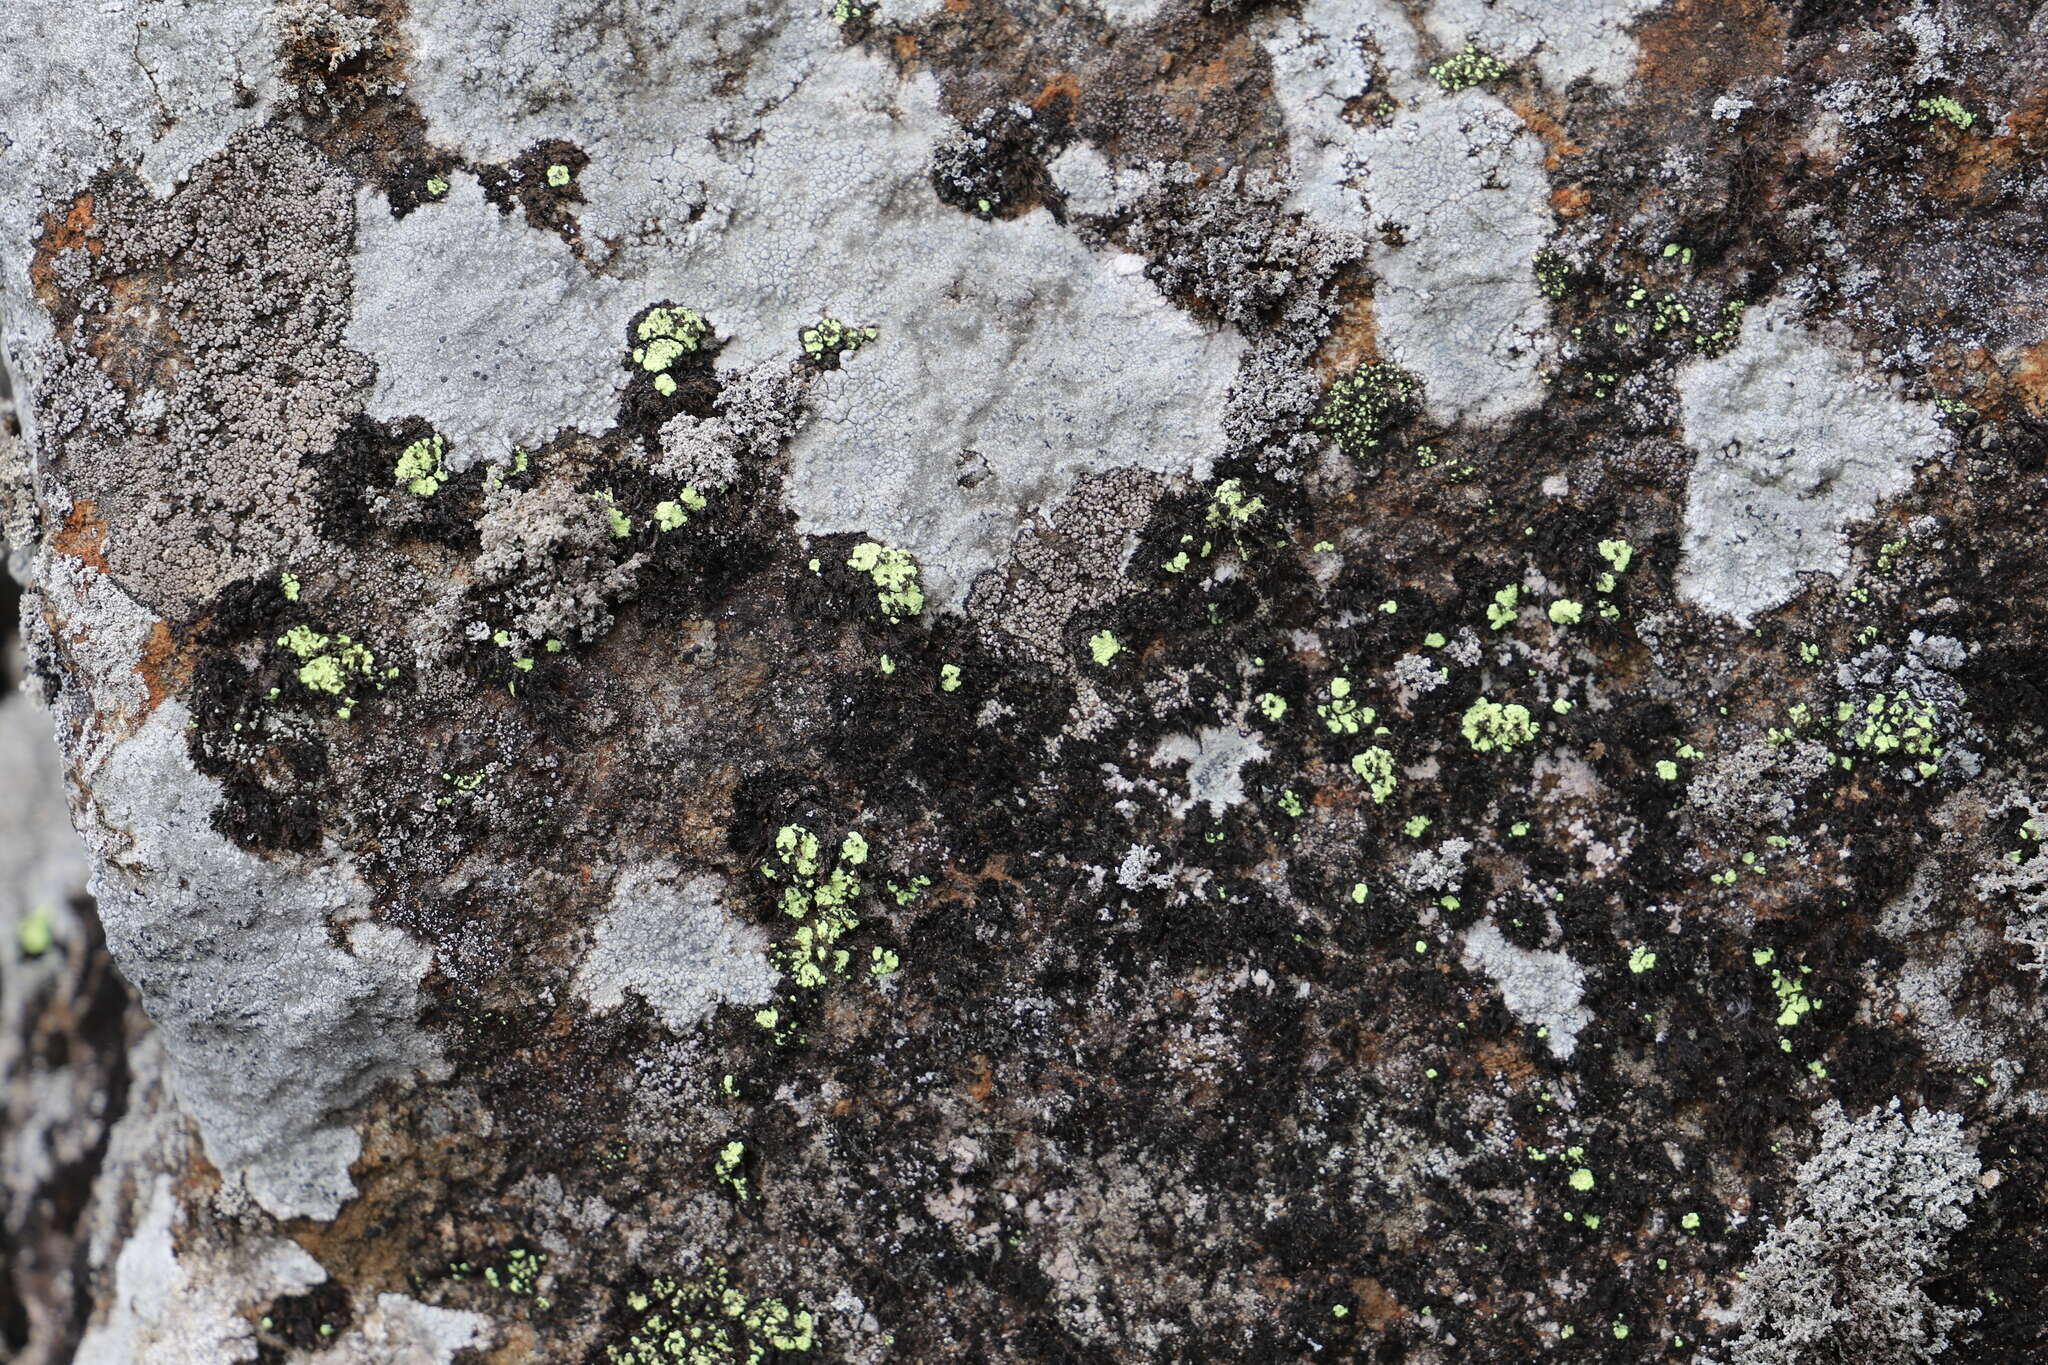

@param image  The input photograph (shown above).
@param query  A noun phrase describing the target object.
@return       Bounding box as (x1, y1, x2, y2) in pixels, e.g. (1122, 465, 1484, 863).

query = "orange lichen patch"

(1633, 0, 1784, 102)
(135, 620, 189, 714)
(1475, 1037, 1536, 1085)
(51, 499, 113, 574)
(1031, 72, 1081, 112)
(28, 193, 100, 316)
(1506, 97, 1583, 171)
(1549, 184, 1591, 219)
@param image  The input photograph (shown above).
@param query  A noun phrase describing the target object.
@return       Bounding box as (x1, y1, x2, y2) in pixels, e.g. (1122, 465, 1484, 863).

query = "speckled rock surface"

(5, 0, 2048, 1361)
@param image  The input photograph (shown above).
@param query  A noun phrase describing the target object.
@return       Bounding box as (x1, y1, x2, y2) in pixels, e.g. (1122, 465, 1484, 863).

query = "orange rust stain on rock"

(1634, 0, 1785, 101)
(2010, 338, 2048, 415)
(1936, 89, 2048, 200)
(1312, 286, 1380, 382)
(51, 500, 113, 574)
(1032, 72, 1082, 111)
(1346, 1276, 1404, 1330)
(28, 194, 100, 315)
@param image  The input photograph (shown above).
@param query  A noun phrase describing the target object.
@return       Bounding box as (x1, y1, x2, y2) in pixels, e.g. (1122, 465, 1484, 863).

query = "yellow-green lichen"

(1461, 698, 1538, 754)
(1088, 630, 1123, 666)
(633, 306, 709, 375)
(1350, 746, 1396, 804)
(395, 435, 448, 496)
(605, 1265, 815, 1365)
(846, 542, 925, 623)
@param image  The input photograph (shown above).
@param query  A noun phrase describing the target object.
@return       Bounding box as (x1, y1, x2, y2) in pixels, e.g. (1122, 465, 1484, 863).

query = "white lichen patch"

(1256, 0, 1554, 425)
(573, 863, 779, 1034)
(1459, 919, 1591, 1059)
(1420, 0, 1662, 92)
(79, 706, 443, 1220)
(389, 0, 1242, 605)
(314, 1294, 491, 1365)
(1151, 726, 1271, 820)
(347, 176, 633, 466)
(1676, 296, 1943, 626)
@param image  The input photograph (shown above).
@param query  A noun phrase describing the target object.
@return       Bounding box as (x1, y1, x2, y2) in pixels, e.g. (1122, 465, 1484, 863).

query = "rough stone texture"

(5, 0, 2048, 1362)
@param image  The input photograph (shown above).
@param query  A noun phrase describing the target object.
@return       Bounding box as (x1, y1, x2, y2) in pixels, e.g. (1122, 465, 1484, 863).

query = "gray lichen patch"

(1151, 725, 1270, 821)
(1677, 295, 1943, 626)
(79, 705, 442, 1220)
(0, 0, 277, 435)
(346, 174, 631, 468)
(572, 863, 779, 1035)
(1727, 1102, 1981, 1365)
(1419, 0, 1663, 91)
(1459, 918, 1591, 1059)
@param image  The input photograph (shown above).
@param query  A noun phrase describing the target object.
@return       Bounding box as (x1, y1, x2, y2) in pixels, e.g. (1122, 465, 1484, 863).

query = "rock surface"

(4, 0, 2048, 1360)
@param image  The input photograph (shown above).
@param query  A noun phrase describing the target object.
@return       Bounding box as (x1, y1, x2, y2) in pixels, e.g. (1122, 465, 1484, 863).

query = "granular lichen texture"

(6, 1, 2048, 1362)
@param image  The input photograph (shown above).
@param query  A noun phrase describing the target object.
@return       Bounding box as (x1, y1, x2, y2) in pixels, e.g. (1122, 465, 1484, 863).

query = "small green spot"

(940, 663, 962, 693)
(1257, 691, 1287, 722)
(1569, 1167, 1595, 1192)
(1655, 759, 1679, 781)
(546, 163, 571, 188)
(17, 905, 54, 957)
(869, 947, 900, 976)
(425, 174, 449, 197)
(1629, 945, 1657, 974)
(1088, 630, 1123, 666)
(1547, 599, 1583, 626)
(848, 541, 926, 623)
(279, 571, 301, 602)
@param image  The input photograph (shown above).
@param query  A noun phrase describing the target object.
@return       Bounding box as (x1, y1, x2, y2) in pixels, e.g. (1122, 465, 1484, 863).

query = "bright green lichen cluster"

(799, 317, 878, 363)
(1429, 46, 1509, 92)
(1350, 746, 1397, 804)
(1311, 362, 1419, 457)
(395, 435, 448, 496)
(655, 488, 709, 533)
(714, 1140, 750, 1200)
(1533, 248, 1572, 299)
(448, 1247, 551, 1310)
(1318, 676, 1374, 735)
(1913, 96, 1974, 129)
(546, 162, 572, 188)
(633, 306, 709, 397)
(1462, 698, 1538, 753)
(1770, 691, 1946, 778)
(1487, 584, 1521, 631)
(847, 541, 925, 623)
(277, 623, 393, 717)
(605, 1265, 816, 1365)
(761, 826, 867, 990)
(1088, 630, 1123, 666)
(1163, 479, 1269, 572)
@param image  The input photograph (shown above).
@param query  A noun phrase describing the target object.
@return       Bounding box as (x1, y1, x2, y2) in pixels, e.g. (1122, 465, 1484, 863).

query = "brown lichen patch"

(276, 0, 460, 216)
(1311, 282, 1381, 382)
(899, 0, 1286, 175)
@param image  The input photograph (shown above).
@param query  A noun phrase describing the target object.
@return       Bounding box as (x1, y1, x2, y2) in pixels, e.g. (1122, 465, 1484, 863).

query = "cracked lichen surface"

(7, 0, 2048, 1362)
